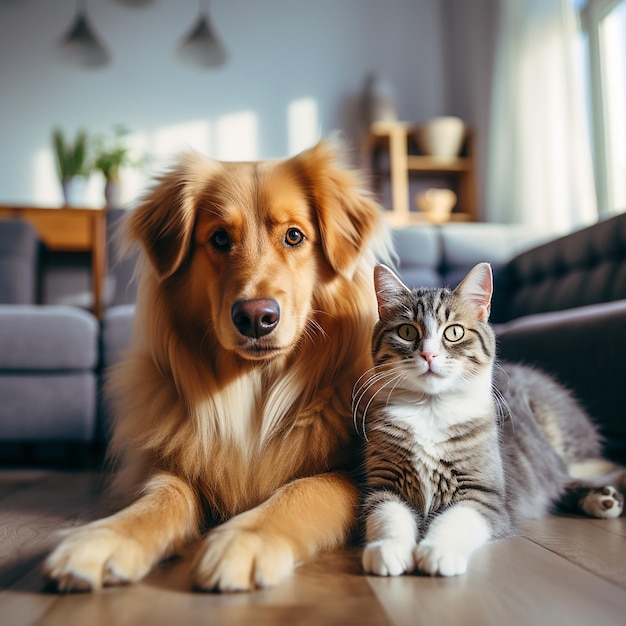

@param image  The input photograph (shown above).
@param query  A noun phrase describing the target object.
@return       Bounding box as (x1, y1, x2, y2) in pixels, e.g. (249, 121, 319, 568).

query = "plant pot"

(62, 176, 88, 207)
(417, 116, 466, 161)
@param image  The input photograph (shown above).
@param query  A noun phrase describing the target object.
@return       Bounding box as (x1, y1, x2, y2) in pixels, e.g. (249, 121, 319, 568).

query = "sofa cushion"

(392, 223, 543, 290)
(439, 223, 545, 287)
(0, 219, 38, 305)
(0, 373, 96, 441)
(0, 305, 98, 370)
(392, 225, 442, 288)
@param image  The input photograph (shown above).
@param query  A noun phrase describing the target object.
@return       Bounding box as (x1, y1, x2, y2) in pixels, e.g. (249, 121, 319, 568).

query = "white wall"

(0, 0, 452, 207)
(442, 0, 499, 219)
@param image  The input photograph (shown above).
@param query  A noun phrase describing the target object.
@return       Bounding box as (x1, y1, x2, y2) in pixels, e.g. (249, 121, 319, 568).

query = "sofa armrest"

(495, 300, 626, 463)
(0, 219, 39, 305)
(493, 213, 626, 323)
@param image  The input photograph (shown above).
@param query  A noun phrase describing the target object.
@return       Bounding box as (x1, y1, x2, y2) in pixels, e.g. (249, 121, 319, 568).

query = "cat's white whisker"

(353, 365, 406, 438)
(352, 364, 400, 414)
(492, 385, 512, 431)
(383, 371, 410, 408)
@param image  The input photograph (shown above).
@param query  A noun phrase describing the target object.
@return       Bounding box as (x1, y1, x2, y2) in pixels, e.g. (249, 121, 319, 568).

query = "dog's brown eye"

(210, 229, 231, 251)
(285, 228, 305, 247)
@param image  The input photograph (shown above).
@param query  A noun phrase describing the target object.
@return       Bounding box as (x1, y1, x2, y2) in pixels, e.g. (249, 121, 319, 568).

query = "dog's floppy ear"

(125, 152, 220, 279)
(293, 140, 383, 277)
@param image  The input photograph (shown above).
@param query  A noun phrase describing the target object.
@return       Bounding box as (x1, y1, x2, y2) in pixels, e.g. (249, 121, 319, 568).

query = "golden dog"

(44, 140, 390, 592)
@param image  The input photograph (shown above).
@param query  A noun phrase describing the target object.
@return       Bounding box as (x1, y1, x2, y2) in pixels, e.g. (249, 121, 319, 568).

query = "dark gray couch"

(0, 212, 625, 466)
(493, 214, 626, 462)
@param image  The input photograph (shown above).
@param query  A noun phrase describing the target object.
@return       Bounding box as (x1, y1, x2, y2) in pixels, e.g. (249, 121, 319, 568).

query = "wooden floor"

(1, 470, 626, 626)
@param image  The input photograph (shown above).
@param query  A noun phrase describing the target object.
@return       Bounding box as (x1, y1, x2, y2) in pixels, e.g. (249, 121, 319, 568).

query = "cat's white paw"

(362, 539, 416, 576)
(414, 540, 469, 577)
(413, 505, 490, 577)
(192, 526, 296, 592)
(581, 486, 624, 519)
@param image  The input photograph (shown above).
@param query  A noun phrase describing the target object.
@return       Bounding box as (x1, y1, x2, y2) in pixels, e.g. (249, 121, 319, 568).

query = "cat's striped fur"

(355, 263, 624, 577)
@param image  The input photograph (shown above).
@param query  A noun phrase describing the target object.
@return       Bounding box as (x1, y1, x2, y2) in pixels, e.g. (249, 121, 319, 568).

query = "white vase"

(62, 177, 88, 207)
(417, 116, 466, 161)
(104, 180, 122, 209)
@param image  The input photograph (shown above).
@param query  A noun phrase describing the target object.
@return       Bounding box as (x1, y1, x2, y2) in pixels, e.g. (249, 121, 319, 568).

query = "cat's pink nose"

(421, 351, 437, 364)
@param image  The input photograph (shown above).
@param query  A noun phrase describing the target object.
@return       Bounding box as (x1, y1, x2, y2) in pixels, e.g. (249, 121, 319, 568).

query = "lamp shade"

(113, 0, 155, 5)
(177, 12, 227, 68)
(57, 9, 110, 68)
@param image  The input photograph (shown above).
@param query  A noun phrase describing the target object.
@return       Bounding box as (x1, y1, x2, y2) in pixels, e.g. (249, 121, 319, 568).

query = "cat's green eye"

(397, 324, 419, 342)
(444, 324, 465, 342)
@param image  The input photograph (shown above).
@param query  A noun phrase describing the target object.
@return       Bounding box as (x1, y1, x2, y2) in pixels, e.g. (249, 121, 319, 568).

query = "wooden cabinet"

(362, 121, 478, 226)
(0, 205, 106, 317)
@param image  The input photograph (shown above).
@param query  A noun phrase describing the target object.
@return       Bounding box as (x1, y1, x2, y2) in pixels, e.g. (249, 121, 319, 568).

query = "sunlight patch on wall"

(33, 148, 101, 208)
(215, 111, 258, 161)
(288, 98, 319, 155)
(600, 3, 626, 212)
(33, 149, 63, 206)
(118, 131, 157, 207)
(152, 120, 212, 163)
(30, 115, 262, 209)
(119, 120, 212, 207)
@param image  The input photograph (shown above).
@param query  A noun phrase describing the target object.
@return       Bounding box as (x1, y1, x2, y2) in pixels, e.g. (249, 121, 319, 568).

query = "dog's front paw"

(192, 526, 296, 592)
(581, 486, 624, 519)
(362, 539, 416, 577)
(43, 524, 153, 592)
(414, 540, 469, 577)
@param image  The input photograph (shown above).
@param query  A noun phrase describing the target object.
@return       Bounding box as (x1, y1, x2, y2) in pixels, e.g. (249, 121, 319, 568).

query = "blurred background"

(0, 0, 623, 233)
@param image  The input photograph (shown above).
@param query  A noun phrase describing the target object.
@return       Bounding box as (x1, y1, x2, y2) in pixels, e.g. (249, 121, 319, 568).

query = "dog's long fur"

(44, 141, 391, 592)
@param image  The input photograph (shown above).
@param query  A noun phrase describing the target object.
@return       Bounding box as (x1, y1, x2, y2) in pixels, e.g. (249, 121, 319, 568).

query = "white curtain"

(487, 0, 597, 233)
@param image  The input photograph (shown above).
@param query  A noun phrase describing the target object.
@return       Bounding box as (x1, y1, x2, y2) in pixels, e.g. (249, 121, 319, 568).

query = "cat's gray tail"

(567, 458, 625, 483)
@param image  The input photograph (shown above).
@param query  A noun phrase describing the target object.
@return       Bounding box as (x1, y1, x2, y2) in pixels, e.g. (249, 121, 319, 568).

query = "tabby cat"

(355, 262, 624, 578)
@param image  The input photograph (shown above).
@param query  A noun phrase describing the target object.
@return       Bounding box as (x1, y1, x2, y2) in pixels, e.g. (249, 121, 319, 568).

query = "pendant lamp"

(114, 0, 154, 5)
(57, 0, 110, 68)
(177, 0, 228, 68)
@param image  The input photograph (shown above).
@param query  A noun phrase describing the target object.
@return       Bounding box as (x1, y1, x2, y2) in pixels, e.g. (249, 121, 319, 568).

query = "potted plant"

(92, 124, 134, 208)
(52, 127, 91, 206)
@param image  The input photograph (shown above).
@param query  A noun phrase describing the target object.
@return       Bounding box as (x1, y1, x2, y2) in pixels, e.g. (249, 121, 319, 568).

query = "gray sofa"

(0, 222, 98, 457)
(0, 212, 625, 466)
(0, 211, 136, 462)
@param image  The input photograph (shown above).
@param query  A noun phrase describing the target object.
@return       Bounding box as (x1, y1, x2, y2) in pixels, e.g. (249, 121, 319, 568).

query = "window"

(581, 0, 626, 215)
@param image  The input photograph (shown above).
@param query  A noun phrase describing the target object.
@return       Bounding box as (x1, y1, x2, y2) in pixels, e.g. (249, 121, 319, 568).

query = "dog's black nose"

(231, 299, 280, 339)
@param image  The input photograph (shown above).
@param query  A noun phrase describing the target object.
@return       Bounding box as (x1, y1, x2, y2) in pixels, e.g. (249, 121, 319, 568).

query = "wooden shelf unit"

(362, 121, 478, 226)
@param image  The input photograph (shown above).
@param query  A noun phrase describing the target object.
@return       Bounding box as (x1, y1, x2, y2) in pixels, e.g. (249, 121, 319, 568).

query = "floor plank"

(523, 516, 626, 588)
(6, 549, 391, 626)
(1, 470, 626, 626)
(367, 536, 626, 626)
(582, 516, 626, 538)
(0, 567, 58, 626)
(0, 472, 113, 589)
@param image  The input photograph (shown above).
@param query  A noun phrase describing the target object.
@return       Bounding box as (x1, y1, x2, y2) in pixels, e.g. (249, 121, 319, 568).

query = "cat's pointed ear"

(374, 264, 411, 320)
(455, 262, 493, 321)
